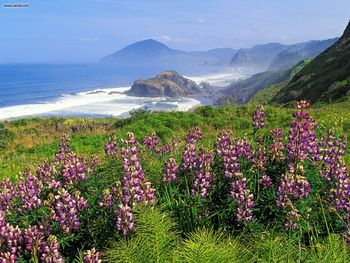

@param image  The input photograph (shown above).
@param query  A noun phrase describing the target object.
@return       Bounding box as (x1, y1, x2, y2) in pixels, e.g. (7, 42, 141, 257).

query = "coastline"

(0, 68, 247, 121)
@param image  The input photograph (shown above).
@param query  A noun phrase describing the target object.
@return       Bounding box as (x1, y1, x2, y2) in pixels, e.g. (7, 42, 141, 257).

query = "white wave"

(0, 68, 255, 120)
(0, 86, 201, 120)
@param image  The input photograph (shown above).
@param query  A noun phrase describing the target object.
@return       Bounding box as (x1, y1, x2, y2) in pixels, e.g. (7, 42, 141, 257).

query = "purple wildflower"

(0, 212, 23, 262)
(104, 135, 118, 157)
(17, 172, 43, 212)
(230, 178, 255, 223)
(191, 149, 214, 199)
(163, 157, 178, 183)
(84, 248, 102, 263)
(49, 188, 88, 233)
(252, 105, 266, 129)
(259, 175, 273, 189)
(269, 128, 284, 161)
(116, 203, 135, 236)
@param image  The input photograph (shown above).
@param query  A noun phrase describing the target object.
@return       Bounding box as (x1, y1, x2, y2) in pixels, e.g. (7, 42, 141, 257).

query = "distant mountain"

(273, 21, 350, 104)
(230, 43, 286, 71)
(126, 70, 202, 97)
(229, 39, 338, 71)
(101, 39, 237, 66)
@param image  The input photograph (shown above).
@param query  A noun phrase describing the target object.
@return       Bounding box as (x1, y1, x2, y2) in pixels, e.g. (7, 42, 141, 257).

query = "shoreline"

(0, 68, 248, 121)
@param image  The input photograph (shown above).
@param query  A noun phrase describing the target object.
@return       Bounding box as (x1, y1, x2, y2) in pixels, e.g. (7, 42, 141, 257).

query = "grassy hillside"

(1, 102, 350, 261)
(251, 59, 312, 104)
(273, 21, 350, 104)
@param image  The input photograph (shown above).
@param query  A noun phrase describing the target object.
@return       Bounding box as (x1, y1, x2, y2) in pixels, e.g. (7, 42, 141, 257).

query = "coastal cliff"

(126, 70, 202, 97)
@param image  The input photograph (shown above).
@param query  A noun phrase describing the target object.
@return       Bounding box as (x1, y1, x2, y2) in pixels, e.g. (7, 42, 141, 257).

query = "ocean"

(0, 63, 246, 120)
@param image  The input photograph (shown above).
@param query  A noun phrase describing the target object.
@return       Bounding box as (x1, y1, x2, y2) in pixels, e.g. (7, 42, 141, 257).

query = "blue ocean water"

(0, 63, 219, 108)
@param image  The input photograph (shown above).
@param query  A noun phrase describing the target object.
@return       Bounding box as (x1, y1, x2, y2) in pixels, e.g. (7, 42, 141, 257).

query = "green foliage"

(172, 229, 246, 263)
(247, 232, 301, 262)
(105, 207, 179, 263)
(0, 123, 14, 149)
(304, 234, 350, 263)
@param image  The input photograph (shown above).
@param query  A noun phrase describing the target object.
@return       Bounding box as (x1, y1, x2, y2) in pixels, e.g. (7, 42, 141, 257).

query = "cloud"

(156, 35, 171, 42)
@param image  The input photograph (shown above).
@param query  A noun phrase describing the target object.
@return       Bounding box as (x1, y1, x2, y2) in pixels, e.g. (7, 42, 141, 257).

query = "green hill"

(272, 21, 350, 104)
(251, 59, 311, 104)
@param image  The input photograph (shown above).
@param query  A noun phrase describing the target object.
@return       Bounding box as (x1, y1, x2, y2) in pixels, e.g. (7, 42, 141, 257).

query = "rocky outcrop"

(126, 71, 202, 97)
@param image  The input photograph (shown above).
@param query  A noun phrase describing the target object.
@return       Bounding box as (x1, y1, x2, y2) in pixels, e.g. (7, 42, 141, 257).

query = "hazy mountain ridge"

(101, 38, 337, 69)
(229, 38, 338, 71)
(273, 21, 350, 104)
(101, 39, 237, 66)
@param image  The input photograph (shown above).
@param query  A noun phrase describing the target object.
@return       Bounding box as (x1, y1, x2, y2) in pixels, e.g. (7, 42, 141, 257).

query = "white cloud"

(156, 35, 171, 42)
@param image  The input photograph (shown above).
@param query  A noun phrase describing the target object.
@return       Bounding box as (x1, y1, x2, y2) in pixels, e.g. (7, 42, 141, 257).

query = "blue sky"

(0, 0, 349, 63)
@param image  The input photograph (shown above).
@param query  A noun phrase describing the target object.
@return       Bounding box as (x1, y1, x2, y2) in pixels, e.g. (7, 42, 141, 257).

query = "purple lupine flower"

(39, 235, 64, 263)
(99, 187, 119, 208)
(23, 225, 45, 252)
(236, 138, 252, 160)
(55, 134, 72, 161)
(61, 154, 90, 184)
(163, 158, 178, 183)
(191, 149, 214, 199)
(182, 127, 202, 172)
(24, 225, 65, 262)
(186, 126, 202, 142)
(0, 179, 16, 211)
(287, 102, 318, 164)
(143, 132, 173, 154)
(259, 175, 273, 189)
(84, 248, 102, 263)
(143, 132, 159, 151)
(319, 130, 347, 181)
(90, 154, 100, 167)
(216, 130, 232, 156)
(230, 178, 255, 223)
(49, 188, 88, 233)
(117, 132, 155, 235)
(296, 100, 311, 110)
(216, 131, 255, 222)
(104, 135, 118, 157)
(216, 132, 252, 180)
(284, 210, 300, 230)
(37, 161, 61, 189)
(252, 105, 266, 129)
(318, 130, 350, 227)
(221, 144, 241, 179)
(116, 203, 135, 236)
(182, 143, 198, 172)
(17, 172, 43, 212)
(269, 128, 284, 161)
(252, 137, 268, 174)
(0, 211, 23, 261)
(276, 166, 311, 208)
(120, 132, 155, 205)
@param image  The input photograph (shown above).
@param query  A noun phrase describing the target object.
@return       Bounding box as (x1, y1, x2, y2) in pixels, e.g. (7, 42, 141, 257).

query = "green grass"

(1, 100, 350, 179)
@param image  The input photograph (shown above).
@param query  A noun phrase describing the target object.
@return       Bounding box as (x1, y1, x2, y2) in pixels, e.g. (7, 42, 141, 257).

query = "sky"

(0, 0, 349, 63)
